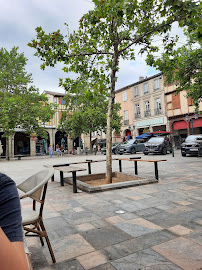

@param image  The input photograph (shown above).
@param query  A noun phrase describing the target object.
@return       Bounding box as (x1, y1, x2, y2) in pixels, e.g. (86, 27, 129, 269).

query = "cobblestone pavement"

(1, 150, 202, 269)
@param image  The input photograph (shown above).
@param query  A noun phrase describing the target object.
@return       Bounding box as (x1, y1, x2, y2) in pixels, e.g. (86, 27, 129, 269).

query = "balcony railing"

(124, 119, 129, 125)
(155, 108, 162, 115)
(135, 113, 141, 118)
(144, 110, 151, 117)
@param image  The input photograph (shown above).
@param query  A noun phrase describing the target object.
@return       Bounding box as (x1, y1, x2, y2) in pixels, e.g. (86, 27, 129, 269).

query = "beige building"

(164, 82, 202, 147)
(115, 73, 168, 140)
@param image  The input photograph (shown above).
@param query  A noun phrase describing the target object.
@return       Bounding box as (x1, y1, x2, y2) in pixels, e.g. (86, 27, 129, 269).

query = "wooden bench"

(118, 158, 167, 180)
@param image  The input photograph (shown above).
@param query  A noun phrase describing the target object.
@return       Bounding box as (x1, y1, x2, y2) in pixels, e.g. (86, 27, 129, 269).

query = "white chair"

(17, 169, 56, 263)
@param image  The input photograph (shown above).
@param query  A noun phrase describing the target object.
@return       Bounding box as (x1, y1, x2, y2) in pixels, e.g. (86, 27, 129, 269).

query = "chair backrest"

(17, 169, 54, 201)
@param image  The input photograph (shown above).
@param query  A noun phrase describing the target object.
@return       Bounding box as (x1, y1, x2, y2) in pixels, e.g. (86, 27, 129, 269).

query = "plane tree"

(0, 47, 56, 159)
(29, 0, 200, 182)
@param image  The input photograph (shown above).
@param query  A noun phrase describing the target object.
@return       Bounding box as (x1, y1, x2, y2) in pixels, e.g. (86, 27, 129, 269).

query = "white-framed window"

(135, 104, 140, 115)
(134, 86, 139, 97)
(145, 101, 150, 112)
(144, 83, 149, 94)
(156, 98, 161, 110)
(154, 79, 160, 90)
(124, 110, 128, 120)
(122, 91, 127, 102)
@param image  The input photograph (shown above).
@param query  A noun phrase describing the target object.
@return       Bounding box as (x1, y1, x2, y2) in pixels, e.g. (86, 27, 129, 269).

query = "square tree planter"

(64, 172, 158, 193)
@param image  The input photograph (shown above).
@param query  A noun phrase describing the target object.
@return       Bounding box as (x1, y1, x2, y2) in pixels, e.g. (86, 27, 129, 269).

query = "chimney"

(139, 76, 144, 81)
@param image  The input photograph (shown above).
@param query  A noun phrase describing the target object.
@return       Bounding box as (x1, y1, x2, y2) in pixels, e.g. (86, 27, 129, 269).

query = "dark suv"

(181, 135, 202, 156)
(144, 136, 172, 155)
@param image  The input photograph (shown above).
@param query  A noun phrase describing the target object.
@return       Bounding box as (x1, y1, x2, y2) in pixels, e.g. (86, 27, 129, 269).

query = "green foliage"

(59, 89, 122, 138)
(29, 0, 200, 180)
(0, 47, 57, 141)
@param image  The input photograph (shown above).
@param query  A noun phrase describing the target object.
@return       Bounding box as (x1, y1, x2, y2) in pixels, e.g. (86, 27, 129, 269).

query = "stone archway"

(36, 131, 50, 155)
(14, 132, 30, 155)
(55, 131, 68, 150)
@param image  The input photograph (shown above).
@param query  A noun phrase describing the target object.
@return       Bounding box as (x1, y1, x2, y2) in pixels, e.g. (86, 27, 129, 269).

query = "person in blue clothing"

(48, 145, 53, 158)
(0, 173, 33, 269)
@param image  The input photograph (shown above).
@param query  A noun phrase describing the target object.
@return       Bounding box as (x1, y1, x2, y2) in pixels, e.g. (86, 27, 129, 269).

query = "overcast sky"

(0, 0, 178, 93)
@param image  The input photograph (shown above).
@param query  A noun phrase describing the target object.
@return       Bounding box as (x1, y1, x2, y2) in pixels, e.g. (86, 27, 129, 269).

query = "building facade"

(164, 82, 202, 147)
(115, 73, 168, 140)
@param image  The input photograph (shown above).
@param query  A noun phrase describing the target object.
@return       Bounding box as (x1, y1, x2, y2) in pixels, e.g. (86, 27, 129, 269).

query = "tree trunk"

(106, 52, 118, 184)
(6, 137, 9, 161)
(89, 132, 93, 154)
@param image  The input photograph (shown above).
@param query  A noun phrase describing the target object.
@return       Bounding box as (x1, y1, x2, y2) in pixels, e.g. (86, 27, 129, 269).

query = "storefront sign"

(136, 118, 164, 128)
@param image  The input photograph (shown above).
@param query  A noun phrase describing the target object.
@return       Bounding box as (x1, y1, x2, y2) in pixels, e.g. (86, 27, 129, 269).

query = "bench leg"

(51, 174, 54, 182)
(154, 162, 159, 180)
(134, 161, 138, 175)
(119, 160, 122, 172)
(60, 171, 64, 186)
(88, 162, 91, 174)
(72, 171, 77, 193)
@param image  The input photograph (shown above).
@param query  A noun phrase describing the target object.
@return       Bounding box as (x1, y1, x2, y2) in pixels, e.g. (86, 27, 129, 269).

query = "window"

(172, 93, 180, 109)
(144, 83, 149, 94)
(135, 104, 140, 115)
(134, 86, 139, 97)
(145, 101, 150, 116)
(124, 110, 129, 125)
(145, 101, 150, 111)
(154, 79, 160, 90)
(122, 91, 127, 101)
(124, 110, 128, 120)
(155, 98, 162, 114)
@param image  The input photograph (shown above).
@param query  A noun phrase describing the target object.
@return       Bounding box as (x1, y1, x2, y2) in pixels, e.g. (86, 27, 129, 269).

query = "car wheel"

(131, 148, 136, 154)
(144, 152, 148, 155)
(181, 153, 186, 157)
(162, 147, 167, 155)
(119, 153, 123, 155)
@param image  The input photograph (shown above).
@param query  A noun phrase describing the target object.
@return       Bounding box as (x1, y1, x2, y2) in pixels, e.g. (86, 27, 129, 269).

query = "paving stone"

(185, 230, 202, 246)
(111, 248, 181, 270)
(144, 212, 187, 228)
(43, 234, 95, 264)
(103, 230, 177, 261)
(76, 223, 95, 232)
(90, 263, 116, 270)
(167, 225, 193, 236)
(29, 246, 49, 270)
(43, 216, 70, 231)
(51, 259, 84, 270)
(77, 250, 108, 270)
(80, 226, 132, 249)
(152, 237, 202, 270)
(62, 209, 100, 225)
(105, 216, 125, 224)
(134, 207, 162, 217)
(115, 218, 162, 238)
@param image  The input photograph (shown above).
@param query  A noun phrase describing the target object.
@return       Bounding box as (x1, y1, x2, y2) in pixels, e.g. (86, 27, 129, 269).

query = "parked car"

(101, 142, 121, 155)
(181, 135, 202, 157)
(143, 136, 172, 155)
(117, 139, 146, 154)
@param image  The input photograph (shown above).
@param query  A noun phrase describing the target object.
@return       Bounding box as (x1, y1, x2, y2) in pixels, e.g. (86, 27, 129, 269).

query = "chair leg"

(39, 220, 56, 263)
(36, 222, 44, 246)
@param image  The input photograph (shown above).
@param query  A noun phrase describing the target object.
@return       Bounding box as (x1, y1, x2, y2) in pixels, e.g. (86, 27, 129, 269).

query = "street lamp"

(185, 114, 198, 135)
(128, 125, 136, 138)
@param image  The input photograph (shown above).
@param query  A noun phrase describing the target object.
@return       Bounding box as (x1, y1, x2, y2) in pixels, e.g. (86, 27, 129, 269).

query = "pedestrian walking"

(48, 145, 53, 158)
(93, 144, 97, 155)
(56, 144, 60, 157)
(60, 145, 64, 157)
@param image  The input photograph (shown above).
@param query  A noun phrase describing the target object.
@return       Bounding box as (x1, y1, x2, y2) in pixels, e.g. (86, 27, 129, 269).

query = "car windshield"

(127, 140, 136, 144)
(148, 137, 164, 143)
(185, 135, 202, 142)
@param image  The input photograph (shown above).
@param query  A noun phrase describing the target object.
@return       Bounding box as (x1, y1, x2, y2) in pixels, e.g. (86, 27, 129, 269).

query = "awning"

(173, 121, 187, 130)
(151, 131, 174, 135)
